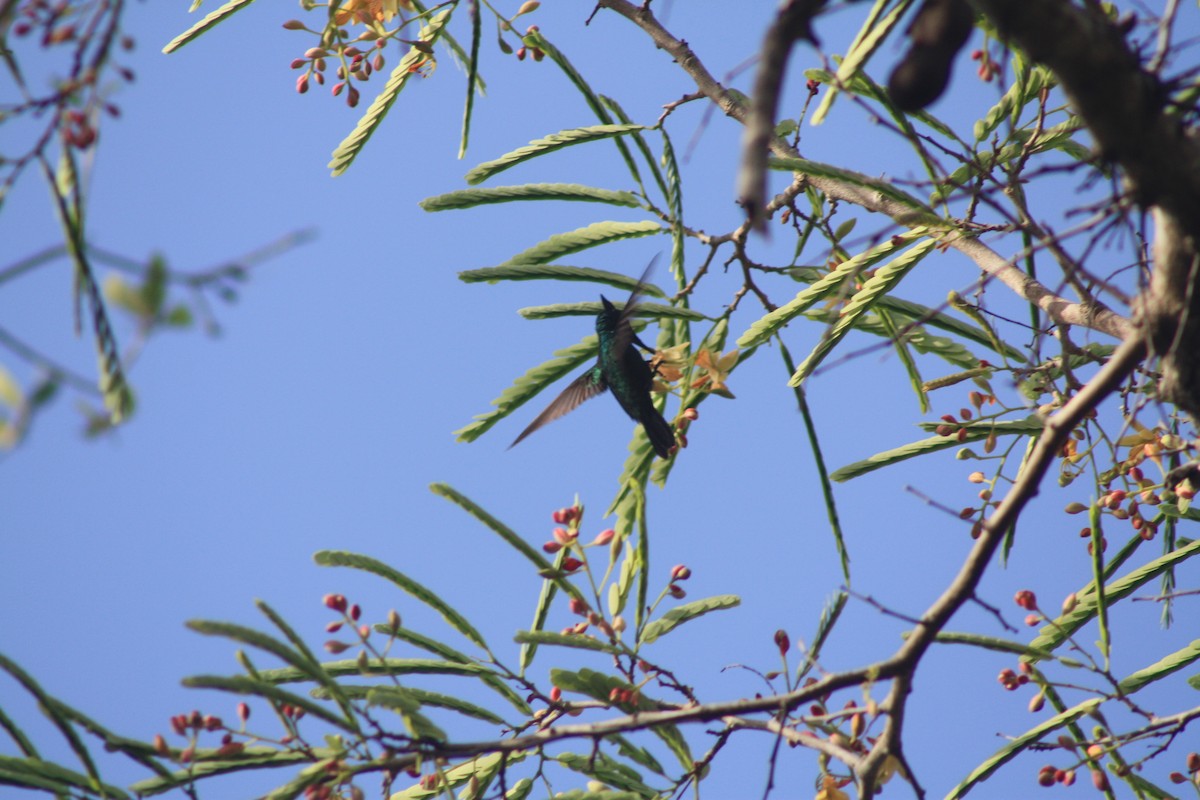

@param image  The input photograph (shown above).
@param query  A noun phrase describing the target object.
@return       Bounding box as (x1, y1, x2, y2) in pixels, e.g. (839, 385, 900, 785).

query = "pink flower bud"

(323, 594, 347, 613)
(592, 528, 615, 546)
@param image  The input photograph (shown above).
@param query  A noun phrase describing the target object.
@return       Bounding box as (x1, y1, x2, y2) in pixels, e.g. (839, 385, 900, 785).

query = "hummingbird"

(510, 262, 677, 459)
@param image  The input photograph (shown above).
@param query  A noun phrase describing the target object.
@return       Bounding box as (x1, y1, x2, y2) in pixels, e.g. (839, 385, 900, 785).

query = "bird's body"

(510, 267, 676, 459)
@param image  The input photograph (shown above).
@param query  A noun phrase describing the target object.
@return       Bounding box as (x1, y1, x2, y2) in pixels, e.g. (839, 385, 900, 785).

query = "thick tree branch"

(974, 0, 1200, 413)
(594, 0, 1130, 340)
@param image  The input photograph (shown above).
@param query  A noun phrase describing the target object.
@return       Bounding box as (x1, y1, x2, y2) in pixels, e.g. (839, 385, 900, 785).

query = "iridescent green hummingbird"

(510, 261, 676, 459)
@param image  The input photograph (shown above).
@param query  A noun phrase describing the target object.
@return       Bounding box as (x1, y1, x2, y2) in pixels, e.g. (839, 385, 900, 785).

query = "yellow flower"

(649, 342, 690, 383)
(1114, 419, 1183, 467)
(815, 776, 850, 800)
(691, 348, 738, 398)
(333, 0, 404, 25)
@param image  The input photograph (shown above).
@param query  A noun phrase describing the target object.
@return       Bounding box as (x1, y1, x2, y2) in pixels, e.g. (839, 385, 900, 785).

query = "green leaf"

(557, 752, 659, 797)
(458, 263, 665, 295)
(376, 627, 532, 716)
(0, 755, 130, 798)
(387, 686, 506, 726)
(329, 683, 507, 726)
(421, 183, 642, 211)
(453, 333, 596, 443)
(931, 631, 1085, 666)
(599, 95, 664, 200)
(0, 703, 37, 759)
(181, 674, 355, 733)
(947, 698, 1102, 800)
(186, 619, 320, 679)
(457, 0, 482, 159)
(1027, 537, 1200, 657)
(539, 792, 644, 800)
(314, 550, 488, 650)
(256, 658, 489, 684)
(877, 308, 929, 412)
(518, 301, 703, 322)
(519, 31, 646, 189)
(513, 630, 617, 654)
(365, 687, 446, 742)
(830, 417, 1045, 482)
(736, 228, 929, 349)
(974, 66, 1055, 142)
(254, 599, 363, 733)
(1117, 639, 1200, 694)
(807, 66, 961, 144)
(608, 540, 638, 618)
(129, 749, 309, 797)
(640, 595, 741, 645)
(465, 124, 647, 185)
(162, 0, 257, 54)
(832, 216, 858, 241)
(800, 592, 849, 680)
(328, 10, 453, 177)
(503, 220, 662, 265)
(551, 669, 691, 770)
(505, 779, 534, 800)
(809, 0, 916, 125)
(391, 752, 525, 799)
(788, 237, 938, 386)
(609, 734, 665, 776)
(878, 295, 1026, 361)
(770, 156, 938, 220)
(141, 256, 168, 317)
(521, 31, 615, 126)
(429, 484, 559, 580)
(0, 653, 107, 795)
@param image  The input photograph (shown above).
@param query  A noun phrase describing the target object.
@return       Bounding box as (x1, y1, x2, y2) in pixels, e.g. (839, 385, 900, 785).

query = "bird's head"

(597, 295, 621, 332)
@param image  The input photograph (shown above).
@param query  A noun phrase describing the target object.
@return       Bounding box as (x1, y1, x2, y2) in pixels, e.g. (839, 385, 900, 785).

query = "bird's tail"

(641, 406, 677, 459)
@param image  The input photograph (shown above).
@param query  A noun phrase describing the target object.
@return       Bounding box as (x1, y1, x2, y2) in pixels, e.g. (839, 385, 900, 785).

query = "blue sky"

(2, 3, 1196, 798)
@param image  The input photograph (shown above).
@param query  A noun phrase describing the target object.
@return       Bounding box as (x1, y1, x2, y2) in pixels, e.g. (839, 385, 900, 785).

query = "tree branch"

(973, 0, 1200, 413)
(593, 0, 1131, 340)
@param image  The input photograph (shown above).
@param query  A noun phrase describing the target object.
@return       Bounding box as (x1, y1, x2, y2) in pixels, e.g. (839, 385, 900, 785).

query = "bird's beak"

(600, 295, 617, 312)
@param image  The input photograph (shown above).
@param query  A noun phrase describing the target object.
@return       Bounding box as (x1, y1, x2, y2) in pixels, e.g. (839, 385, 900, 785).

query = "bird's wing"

(509, 369, 607, 449)
(613, 254, 661, 356)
